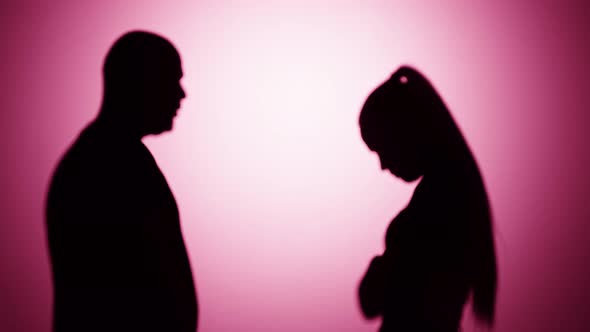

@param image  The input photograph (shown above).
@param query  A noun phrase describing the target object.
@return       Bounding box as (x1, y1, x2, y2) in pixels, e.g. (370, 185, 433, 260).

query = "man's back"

(46, 119, 197, 332)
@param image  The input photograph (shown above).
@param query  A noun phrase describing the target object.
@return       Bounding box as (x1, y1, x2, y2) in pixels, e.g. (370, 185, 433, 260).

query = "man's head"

(101, 30, 185, 136)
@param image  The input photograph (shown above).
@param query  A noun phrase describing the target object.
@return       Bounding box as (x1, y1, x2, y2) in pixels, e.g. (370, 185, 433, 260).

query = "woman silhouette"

(358, 66, 497, 331)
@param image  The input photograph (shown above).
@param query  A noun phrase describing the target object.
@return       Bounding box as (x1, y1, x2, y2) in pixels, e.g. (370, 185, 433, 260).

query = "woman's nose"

(379, 156, 387, 170)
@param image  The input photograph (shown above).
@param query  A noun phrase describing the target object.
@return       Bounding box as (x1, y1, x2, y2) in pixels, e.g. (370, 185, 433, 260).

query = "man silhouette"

(46, 31, 197, 332)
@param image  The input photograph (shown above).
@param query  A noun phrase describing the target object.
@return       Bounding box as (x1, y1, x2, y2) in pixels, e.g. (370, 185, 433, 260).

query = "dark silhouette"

(45, 31, 197, 332)
(358, 66, 497, 331)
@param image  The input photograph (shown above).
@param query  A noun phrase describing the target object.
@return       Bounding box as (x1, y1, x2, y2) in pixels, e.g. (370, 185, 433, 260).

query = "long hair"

(359, 66, 498, 326)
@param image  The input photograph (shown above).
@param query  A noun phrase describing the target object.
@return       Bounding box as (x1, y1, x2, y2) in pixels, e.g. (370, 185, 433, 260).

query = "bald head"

(100, 31, 185, 136)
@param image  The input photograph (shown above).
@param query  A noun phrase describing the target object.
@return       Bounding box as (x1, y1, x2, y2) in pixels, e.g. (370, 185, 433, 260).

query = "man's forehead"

(148, 56, 182, 76)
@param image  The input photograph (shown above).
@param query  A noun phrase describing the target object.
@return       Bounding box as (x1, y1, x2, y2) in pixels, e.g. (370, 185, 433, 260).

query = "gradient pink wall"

(2, 0, 589, 331)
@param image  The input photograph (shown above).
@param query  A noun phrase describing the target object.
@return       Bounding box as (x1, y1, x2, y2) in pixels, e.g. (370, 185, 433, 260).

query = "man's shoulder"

(52, 125, 148, 186)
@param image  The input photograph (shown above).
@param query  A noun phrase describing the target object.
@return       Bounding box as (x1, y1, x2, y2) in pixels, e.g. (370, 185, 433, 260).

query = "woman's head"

(359, 66, 459, 181)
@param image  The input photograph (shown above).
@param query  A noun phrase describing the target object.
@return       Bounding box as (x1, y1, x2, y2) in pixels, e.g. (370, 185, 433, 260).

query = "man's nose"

(179, 85, 186, 99)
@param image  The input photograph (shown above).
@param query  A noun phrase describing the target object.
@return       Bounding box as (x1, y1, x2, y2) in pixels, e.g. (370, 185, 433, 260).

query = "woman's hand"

(358, 255, 387, 318)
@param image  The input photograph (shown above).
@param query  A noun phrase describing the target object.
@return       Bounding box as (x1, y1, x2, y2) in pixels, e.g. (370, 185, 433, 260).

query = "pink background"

(1, 0, 589, 331)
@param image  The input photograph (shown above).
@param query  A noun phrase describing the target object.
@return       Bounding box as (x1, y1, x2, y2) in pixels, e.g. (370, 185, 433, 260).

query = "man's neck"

(95, 106, 145, 141)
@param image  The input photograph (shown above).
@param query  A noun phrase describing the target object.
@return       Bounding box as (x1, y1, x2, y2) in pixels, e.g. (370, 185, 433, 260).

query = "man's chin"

(147, 123, 174, 136)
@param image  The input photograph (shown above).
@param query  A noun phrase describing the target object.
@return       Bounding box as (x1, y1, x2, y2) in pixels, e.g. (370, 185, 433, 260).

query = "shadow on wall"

(357, 66, 498, 331)
(45, 31, 197, 332)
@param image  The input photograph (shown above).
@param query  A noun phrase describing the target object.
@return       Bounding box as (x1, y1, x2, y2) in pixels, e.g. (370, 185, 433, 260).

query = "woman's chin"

(388, 169, 421, 183)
